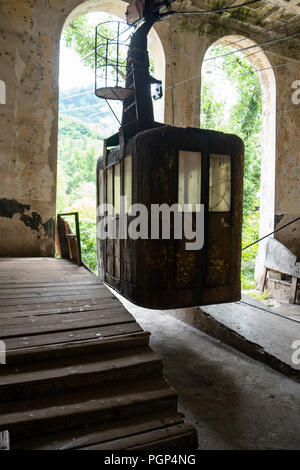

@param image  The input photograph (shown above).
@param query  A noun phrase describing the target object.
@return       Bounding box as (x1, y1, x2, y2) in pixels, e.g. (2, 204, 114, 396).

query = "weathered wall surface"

(273, 59, 300, 258)
(0, 0, 299, 263)
(0, 0, 63, 256)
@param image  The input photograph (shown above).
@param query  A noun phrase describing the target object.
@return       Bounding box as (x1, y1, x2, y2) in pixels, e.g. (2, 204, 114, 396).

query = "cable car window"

(178, 151, 201, 211)
(209, 154, 231, 212)
(114, 163, 121, 215)
(107, 166, 113, 210)
(98, 170, 104, 206)
(124, 155, 132, 213)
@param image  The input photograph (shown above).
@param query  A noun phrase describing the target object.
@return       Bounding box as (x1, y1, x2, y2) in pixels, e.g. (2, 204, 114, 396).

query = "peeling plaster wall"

(155, 17, 207, 128)
(0, 0, 299, 264)
(273, 58, 300, 258)
(0, 0, 65, 256)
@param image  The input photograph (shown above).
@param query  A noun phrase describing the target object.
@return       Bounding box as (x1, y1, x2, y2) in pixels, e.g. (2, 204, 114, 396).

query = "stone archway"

(62, 0, 166, 122)
(201, 35, 276, 287)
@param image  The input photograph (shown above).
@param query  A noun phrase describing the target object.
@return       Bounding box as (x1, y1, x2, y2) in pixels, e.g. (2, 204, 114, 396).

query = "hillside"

(59, 85, 120, 137)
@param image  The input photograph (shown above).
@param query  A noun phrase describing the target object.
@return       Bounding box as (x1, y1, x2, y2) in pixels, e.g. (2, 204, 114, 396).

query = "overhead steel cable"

(242, 217, 300, 251)
(60, 89, 94, 101)
(166, 31, 300, 91)
(69, 2, 265, 69)
(60, 102, 102, 112)
(204, 31, 300, 74)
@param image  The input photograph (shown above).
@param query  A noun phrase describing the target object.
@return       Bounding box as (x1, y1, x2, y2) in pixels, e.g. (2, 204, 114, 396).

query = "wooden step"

(3, 322, 144, 351)
(0, 284, 105, 299)
(0, 312, 134, 338)
(0, 347, 162, 401)
(0, 377, 178, 441)
(5, 331, 150, 365)
(0, 298, 121, 318)
(0, 289, 115, 307)
(13, 410, 185, 450)
(81, 423, 198, 450)
(0, 306, 131, 328)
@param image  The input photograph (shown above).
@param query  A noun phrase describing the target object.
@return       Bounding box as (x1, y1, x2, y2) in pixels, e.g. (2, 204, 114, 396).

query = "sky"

(59, 45, 93, 91)
(59, 12, 113, 92)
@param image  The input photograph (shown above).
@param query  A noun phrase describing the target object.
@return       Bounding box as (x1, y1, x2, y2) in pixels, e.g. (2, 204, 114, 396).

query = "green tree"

(57, 113, 101, 272)
(63, 16, 95, 68)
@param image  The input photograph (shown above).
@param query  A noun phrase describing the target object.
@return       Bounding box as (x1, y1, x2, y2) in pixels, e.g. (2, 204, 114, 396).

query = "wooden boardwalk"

(0, 258, 197, 450)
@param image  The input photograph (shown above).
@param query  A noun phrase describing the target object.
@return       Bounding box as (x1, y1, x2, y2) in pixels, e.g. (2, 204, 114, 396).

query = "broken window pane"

(98, 171, 104, 207)
(209, 154, 231, 212)
(107, 166, 113, 211)
(114, 163, 121, 215)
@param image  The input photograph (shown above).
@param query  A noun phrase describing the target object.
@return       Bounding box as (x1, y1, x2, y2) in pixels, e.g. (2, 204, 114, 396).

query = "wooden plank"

(0, 267, 90, 274)
(13, 411, 183, 450)
(0, 306, 128, 326)
(127, 428, 197, 450)
(4, 322, 144, 350)
(289, 276, 298, 304)
(265, 238, 300, 278)
(0, 348, 161, 401)
(0, 285, 106, 299)
(0, 297, 120, 318)
(0, 378, 177, 441)
(0, 281, 100, 289)
(80, 423, 196, 450)
(0, 313, 134, 338)
(6, 332, 149, 365)
(0, 290, 115, 307)
(0, 276, 95, 283)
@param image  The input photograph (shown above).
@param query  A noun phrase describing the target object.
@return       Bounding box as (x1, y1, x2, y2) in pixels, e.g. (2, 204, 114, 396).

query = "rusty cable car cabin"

(95, 1, 244, 309)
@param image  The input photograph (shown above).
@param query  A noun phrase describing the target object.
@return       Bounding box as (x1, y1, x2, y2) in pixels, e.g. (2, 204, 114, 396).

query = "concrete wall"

(273, 59, 300, 257)
(0, 1, 299, 266)
(0, 0, 64, 256)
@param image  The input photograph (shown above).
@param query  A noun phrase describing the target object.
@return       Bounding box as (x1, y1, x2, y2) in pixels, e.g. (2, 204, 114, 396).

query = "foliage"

(57, 113, 101, 272)
(60, 86, 111, 125)
(63, 16, 96, 69)
(201, 45, 262, 289)
(247, 289, 269, 301)
(62, 14, 154, 76)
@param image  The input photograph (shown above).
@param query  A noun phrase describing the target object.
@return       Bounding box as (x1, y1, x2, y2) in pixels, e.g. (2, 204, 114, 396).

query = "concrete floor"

(115, 293, 300, 450)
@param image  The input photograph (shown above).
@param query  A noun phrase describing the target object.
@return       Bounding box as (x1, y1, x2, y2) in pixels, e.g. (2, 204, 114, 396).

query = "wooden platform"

(0, 258, 197, 450)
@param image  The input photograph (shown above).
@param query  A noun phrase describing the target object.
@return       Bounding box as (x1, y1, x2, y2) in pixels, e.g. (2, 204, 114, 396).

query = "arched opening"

(57, 1, 165, 271)
(201, 35, 276, 291)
